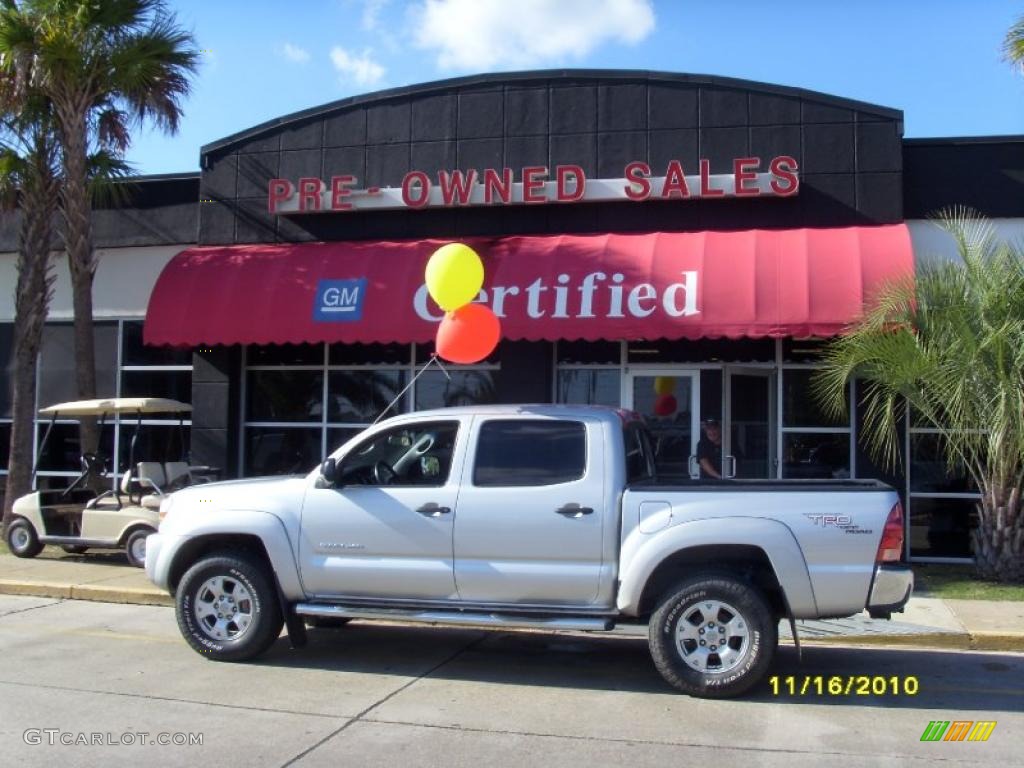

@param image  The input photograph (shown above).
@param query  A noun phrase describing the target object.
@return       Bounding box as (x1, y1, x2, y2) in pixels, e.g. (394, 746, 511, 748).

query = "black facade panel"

(505, 88, 549, 136)
(323, 109, 367, 146)
(598, 131, 647, 177)
(648, 84, 698, 129)
(191, 381, 230, 430)
(412, 94, 457, 142)
(701, 87, 748, 127)
(598, 84, 647, 131)
(803, 123, 855, 174)
(275, 212, 320, 243)
(857, 122, 902, 174)
(365, 143, 410, 188)
(649, 128, 698, 170)
(233, 198, 277, 244)
(190, 428, 231, 477)
(802, 101, 853, 124)
(749, 93, 801, 126)
(366, 102, 411, 144)
(92, 204, 198, 247)
(550, 85, 597, 134)
(202, 155, 237, 199)
(700, 127, 750, 173)
(279, 149, 321, 181)
(323, 146, 366, 182)
(856, 173, 903, 223)
(750, 125, 802, 168)
(903, 139, 1024, 219)
(457, 138, 503, 172)
(411, 141, 457, 177)
(458, 90, 504, 139)
(281, 120, 323, 151)
(800, 173, 858, 222)
(236, 133, 280, 154)
(551, 133, 597, 177)
(506, 135, 550, 172)
(236, 152, 280, 198)
(198, 201, 236, 244)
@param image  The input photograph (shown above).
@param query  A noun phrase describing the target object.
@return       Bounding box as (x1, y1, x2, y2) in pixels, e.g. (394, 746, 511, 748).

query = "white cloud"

(411, 0, 655, 70)
(280, 42, 311, 64)
(361, 0, 390, 31)
(330, 46, 386, 86)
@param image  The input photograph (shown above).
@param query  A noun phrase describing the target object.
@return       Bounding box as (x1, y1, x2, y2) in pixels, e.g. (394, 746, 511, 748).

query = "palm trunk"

(57, 103, 98, 454)
(971, 481, 1024, 583)
(3, 139, 57, 526)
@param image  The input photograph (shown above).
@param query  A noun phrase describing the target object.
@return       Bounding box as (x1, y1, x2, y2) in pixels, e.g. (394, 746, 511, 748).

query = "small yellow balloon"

(653, 376, 675, 396)
(425, 243, 484, 311)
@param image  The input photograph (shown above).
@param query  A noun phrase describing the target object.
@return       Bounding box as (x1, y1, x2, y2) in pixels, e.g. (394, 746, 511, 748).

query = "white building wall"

(0, 244, 185, 322)
(907, 218, 1024, 267)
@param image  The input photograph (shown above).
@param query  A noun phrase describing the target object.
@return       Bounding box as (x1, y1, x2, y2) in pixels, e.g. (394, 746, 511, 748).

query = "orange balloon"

(436, 304, 501, 364)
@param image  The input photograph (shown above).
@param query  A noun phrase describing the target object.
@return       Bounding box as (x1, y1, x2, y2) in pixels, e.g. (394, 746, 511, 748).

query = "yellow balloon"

(654, 376, 675, 395)
(425, 243, 484, 311)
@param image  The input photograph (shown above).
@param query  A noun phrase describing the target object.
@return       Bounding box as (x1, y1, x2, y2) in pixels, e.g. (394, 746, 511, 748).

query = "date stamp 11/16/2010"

(768, 675, 919, 696)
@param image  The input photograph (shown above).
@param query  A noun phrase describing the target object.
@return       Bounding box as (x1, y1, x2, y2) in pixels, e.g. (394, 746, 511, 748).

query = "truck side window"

(473, 420, 586, 487)
(338, 421, 459, 486)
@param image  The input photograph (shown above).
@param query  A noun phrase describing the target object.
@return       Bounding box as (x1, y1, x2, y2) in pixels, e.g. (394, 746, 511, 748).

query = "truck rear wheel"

(649, 574, 776, 698)
(176, 553, 283, 662)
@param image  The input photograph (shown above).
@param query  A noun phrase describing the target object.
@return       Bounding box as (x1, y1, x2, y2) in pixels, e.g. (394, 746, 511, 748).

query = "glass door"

(624, 370, 700, 479)
(725, 367, 775, 479)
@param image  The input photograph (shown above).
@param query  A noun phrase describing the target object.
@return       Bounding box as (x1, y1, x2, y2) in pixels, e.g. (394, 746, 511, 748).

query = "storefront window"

(38, 323, 118, 408)
(34, 422, 116, 473)
(244, 426, 321, 476)
(414, 370, 497, 410)
(247, 370, 324, 422)
(121, 320, 191, 366)
(782, 369, 846, 428)
(247, 343, 323, 366)
(909, 434, 974, 494)
(1, 322, 13, 420)
(908, 497, 977, 559)
(120, 369, 193, 401)
(782, 433, 850, 479)
(328, 370, 406, 422)
(556, 369, 620, 406)
(117, 423, 190, 469)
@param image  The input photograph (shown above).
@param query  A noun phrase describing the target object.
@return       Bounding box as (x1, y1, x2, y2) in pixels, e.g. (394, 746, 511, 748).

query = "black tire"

(124, 528, 155, 568)
(304, 615, 352, 629)
(175, 552, 283, 662)
(6, 518, 43, 558)
(61, 545, 89, 554)
(649, 574, 777, 698)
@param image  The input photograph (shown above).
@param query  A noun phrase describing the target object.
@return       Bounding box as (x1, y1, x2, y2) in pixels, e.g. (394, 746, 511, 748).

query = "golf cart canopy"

(38, 398, 193, 417)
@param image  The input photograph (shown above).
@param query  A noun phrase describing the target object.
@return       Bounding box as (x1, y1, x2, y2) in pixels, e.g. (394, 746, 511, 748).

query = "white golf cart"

(6, 397, 202, 567)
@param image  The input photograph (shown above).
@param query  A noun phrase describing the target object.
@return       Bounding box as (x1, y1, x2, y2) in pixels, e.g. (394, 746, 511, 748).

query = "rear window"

(473, 420, 586, 487)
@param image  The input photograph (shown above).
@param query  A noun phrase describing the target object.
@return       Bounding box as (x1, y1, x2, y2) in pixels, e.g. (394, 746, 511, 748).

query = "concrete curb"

(0, 579, 172, 607)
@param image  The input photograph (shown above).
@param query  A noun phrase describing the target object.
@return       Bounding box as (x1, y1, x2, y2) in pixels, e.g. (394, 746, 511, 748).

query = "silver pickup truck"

(146, 405, 912, 698)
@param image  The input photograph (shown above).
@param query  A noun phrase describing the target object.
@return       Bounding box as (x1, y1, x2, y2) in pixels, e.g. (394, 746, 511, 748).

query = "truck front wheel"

(175, 553, 283, 662)
(649, 574, 776, 698)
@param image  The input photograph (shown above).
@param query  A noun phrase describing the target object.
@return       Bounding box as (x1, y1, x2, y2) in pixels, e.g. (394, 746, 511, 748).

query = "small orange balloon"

(436, 304, 501, 364)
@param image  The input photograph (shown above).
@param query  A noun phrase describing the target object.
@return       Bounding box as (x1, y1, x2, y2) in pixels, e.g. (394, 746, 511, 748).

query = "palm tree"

(0, 0, 198, 453)
(0, 97, 59, 525)
(1004, 14, 1024, 73)
(814, 211, 1024, 583)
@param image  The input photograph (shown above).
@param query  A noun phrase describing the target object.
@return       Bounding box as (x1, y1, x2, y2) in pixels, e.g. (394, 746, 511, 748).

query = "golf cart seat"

(121, 462, 168, 510)
(164, 461, 193, 489)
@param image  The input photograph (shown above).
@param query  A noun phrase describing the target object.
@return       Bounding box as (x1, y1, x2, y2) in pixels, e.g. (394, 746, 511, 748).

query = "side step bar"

(294, 603, 614, 631)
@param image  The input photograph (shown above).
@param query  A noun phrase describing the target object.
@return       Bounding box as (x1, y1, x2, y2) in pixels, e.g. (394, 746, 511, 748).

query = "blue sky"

(127, 0, 1024, 175)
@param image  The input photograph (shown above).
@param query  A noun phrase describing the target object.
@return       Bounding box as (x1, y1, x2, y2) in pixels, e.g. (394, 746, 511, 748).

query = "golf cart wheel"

(6, 518, 43, 558)
(649, 573, 777, 699)
(176, 552, 283, 662)
(124, 528, 155, 568)
(61, 545, 89, 555)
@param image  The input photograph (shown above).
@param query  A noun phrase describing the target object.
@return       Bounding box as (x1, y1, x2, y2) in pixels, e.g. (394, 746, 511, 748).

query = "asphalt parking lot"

(0, 595, 1020, 767)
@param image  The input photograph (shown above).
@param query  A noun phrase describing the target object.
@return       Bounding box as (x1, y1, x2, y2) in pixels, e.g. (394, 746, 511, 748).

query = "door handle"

(555, 503, 594, 518)
(416, 503, 451, 517)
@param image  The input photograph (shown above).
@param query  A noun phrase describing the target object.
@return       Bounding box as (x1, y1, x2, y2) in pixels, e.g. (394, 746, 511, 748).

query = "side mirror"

(320, 458, 338, 484)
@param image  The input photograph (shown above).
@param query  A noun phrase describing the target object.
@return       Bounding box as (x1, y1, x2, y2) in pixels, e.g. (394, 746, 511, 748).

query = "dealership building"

(1, 70, 1022, 562)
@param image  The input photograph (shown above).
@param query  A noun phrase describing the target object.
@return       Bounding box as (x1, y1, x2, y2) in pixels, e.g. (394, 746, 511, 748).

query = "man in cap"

(697, 418, 723, 479)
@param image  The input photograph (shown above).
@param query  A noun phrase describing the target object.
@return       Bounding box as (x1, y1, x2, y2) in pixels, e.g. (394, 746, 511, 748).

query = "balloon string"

(374, 353, 450, 424)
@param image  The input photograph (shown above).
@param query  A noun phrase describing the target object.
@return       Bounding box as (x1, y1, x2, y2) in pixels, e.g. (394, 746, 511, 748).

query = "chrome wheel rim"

(675, 599, 750, 674)
(129, 535, 148, 563)
(193, 576, 255, 642)
(10, 526, 30, 552)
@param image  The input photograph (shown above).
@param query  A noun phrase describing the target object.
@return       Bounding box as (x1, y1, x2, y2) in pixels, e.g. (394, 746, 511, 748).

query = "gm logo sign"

(314, 278, 367, 322)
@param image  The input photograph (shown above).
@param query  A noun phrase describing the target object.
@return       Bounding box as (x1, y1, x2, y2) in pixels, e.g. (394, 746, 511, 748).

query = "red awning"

(144, 226, 913, 347)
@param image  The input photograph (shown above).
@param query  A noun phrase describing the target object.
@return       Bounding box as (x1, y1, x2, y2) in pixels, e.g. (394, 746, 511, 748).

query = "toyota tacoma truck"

(146, 405, 912, 698)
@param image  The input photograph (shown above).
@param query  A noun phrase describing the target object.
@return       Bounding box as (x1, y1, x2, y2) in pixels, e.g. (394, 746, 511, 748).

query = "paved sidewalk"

(1, 547, 1022, 650)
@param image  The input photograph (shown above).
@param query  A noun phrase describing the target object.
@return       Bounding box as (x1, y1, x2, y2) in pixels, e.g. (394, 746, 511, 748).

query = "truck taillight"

(876, 502, 904, 563)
